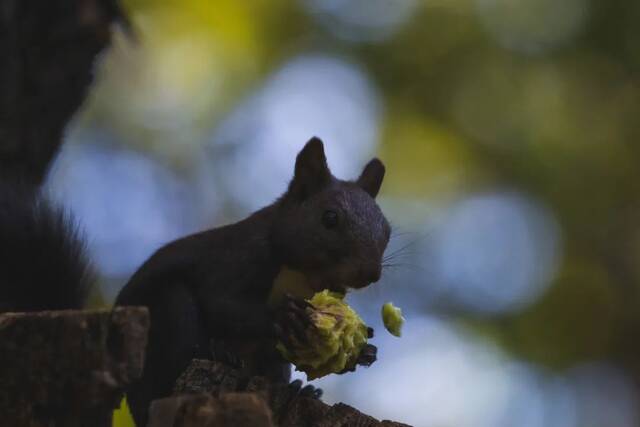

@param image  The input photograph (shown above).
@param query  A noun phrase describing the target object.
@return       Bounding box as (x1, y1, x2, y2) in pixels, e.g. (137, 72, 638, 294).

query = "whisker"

(383, 238, 422, 261)
(383, 250, 416, 263)
(382, 262, 427, 273)
(382, 228, 433, 273)
(390, 230, 416, 240)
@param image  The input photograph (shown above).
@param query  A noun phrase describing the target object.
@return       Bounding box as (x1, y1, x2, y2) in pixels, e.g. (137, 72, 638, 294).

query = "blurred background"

(46, 0, 640, 426)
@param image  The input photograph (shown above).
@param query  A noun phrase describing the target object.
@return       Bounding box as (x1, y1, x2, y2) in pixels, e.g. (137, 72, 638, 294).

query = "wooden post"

(0, 307, 149, 426)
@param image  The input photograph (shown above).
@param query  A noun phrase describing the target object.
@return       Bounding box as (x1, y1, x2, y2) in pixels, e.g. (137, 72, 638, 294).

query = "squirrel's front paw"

(356, 343, 377, 367)
(273, 294, 314, 348)
(288, 379, 323, 399)
(353, 327, 377, 367)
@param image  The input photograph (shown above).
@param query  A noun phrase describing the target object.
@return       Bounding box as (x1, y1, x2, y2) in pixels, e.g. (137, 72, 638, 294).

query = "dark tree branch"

(148, 359, 413, 427)
(0, 0, 126, 187)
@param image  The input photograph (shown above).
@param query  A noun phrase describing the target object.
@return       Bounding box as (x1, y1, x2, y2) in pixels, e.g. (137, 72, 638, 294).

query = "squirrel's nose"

(360, 264, 382, 285)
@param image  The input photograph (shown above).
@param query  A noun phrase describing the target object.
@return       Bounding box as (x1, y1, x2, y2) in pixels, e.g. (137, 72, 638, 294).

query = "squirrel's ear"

(288, 137, 331, 199)
(357, 158, 385, 198)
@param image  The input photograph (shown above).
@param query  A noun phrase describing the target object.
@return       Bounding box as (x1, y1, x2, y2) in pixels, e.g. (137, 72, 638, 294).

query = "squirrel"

(115, 137, 391, 426)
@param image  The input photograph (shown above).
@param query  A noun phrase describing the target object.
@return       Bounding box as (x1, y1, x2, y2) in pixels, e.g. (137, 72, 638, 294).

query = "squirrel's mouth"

(347, 281, 373, 290)
(327, 283, 348, 294)
(306, 273, 374, 294)
(334, 280, 373, 293)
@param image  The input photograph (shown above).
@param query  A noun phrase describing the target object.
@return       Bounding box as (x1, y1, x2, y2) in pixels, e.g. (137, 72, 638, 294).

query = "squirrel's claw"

(285, 293, 312, 309)
(300, 384, 323, 399)
(356, 343, 377, 367)
(284, 294, 313, 328)
(335, 344, 377, 375)
(288, 379, 323, 400)
(288, 379, 303, 391)
(287, 313, 309, 343)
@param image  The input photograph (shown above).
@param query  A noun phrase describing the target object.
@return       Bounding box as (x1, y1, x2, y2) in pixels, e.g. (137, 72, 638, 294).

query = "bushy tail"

(0, 184, 94, 312)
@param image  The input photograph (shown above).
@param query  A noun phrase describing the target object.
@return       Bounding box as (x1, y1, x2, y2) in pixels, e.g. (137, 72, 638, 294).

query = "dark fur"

(0, 184, 93, 312)
(116, 137, 390, 426)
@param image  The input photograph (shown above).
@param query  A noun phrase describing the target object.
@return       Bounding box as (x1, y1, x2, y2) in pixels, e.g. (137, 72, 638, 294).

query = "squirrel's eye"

(322, 210, 339, 229)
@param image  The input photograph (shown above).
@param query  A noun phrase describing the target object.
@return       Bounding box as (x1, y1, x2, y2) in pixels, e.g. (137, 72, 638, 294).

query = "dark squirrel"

(115, 137, 391, 426)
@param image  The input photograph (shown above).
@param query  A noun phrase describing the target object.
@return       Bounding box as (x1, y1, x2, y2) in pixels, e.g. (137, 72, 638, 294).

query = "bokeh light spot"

(210, 54, 382, 212)
(47, 130, 209, 288)
(431, 192, 562, 314)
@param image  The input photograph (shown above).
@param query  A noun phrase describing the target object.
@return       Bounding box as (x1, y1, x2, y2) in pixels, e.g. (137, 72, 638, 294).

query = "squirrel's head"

(272, 137, 391, 294)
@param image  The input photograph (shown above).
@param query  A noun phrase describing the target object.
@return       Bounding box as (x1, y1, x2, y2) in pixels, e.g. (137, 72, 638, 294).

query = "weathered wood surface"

(149, 359, 412, 427)
(0, 307, 149, 427)
(149, 393, 274, 427)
